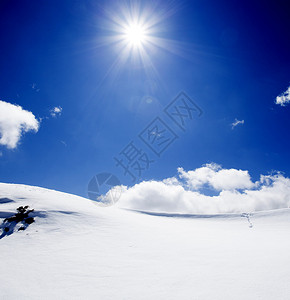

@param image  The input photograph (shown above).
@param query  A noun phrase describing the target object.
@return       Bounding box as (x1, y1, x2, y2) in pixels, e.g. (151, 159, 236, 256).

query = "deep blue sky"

(0, 0, 289, 197)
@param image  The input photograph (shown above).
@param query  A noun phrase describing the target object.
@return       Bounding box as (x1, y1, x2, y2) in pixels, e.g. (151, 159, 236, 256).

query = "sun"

(124, 23, 147, 48)
(95, 1, 180, 77)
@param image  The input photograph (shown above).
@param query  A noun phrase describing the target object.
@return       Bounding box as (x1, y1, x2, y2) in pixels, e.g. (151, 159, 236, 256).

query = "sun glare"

(124, 23, 147, 47)
(96, 1, 180, 79)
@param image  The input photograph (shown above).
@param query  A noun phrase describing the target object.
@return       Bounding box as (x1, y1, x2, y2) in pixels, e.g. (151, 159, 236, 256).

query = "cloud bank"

(117, 163, 290, 214)
(0, 100, 39, 149)
(275, 85, 290, 106)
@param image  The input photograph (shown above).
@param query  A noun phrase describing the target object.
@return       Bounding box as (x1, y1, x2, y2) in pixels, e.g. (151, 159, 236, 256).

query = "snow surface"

(0, 183, 290, 299)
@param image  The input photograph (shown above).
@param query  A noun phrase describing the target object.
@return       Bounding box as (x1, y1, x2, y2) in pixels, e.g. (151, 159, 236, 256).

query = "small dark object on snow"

(4, 206, 34, 223)
(2, 206, 35, 237)
(25, 217, 35, 225)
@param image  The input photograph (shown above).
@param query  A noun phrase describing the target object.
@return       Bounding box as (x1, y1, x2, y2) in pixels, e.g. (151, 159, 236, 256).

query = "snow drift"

(0, 182, 290, 300)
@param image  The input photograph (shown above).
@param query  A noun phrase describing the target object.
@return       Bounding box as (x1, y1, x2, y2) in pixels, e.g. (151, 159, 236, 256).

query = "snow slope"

(0, 183, 290, 299)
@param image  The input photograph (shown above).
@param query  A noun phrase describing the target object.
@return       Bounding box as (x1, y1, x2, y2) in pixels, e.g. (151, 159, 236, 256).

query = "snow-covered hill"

(0, 183, 290, 299)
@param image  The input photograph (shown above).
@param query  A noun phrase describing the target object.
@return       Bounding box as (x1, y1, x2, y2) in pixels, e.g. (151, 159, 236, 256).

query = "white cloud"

(116, 164, 290, 214)
(0, 100, 39, 149)
(50, 106, 62, 118)
(231, 118, 244, 129)
(178, 163, 254, 191)
(276, 85, 290, 106)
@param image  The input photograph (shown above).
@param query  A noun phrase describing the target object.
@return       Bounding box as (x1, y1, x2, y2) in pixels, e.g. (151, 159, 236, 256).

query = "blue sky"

(0, 0, 289, 198)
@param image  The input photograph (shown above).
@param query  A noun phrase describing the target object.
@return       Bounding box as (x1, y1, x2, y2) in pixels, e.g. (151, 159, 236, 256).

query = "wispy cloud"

(31, 83, 40, 92)
(50, 106, 62, 118)
(231, 118, 244, 129)
(0, 100, 39, 149)
(117, 163, 290, 214)
(275, 85, 290, 106)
